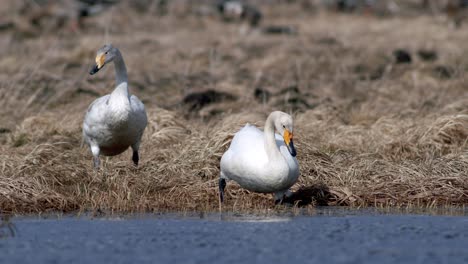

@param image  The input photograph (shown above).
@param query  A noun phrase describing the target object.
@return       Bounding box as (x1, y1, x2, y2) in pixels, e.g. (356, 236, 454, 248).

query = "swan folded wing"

(233, 130, 287, 156)
(130, 95, 145, 113)
(86, 95, 110, 116)
(83, 95, 111, 141)
(130, 95, 148, 125)
(129, 95, 148, 137)
(223, 125, 269, 174)
(231, 125, 268, 158)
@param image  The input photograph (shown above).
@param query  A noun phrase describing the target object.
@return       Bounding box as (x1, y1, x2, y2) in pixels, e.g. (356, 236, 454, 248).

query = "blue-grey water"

(1, 208, 468, 264)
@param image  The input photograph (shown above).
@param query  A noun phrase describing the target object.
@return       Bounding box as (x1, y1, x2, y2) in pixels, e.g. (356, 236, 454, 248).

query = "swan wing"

(224, 126, 297, 166)
(82, 95, 111, 143)
(85, 95, 111, 123)
(229, 124, 269, 164)
(130, 95, 145, 113)
(130, 95, 148, 132)
(221, 124, 269, 178)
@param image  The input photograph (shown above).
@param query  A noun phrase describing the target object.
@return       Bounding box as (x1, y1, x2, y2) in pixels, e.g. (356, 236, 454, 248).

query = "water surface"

(1, 208, 468, 264)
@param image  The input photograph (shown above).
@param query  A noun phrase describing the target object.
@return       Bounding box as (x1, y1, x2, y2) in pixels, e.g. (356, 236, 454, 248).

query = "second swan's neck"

(264, 113, 282, 161)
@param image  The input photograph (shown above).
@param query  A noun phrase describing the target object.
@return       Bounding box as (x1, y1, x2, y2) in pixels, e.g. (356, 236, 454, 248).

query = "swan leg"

(132, 151, 139, 166)
(274, 190, 292, 205)
(90, 145, 100, 169)
(131, 143, 140, 166)
(93, 156, 100, 169)
(274, 191, 287, 205)
(274, 198, 283, 205)
(219, 178, 226, 203)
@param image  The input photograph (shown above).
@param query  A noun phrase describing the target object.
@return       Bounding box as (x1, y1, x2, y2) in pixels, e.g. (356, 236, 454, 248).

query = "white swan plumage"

(219, 111, 299, 203)
(83, 44, 147, 169)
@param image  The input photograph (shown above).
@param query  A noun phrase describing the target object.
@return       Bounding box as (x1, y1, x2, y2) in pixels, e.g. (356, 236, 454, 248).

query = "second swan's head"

(89, 44, 117, 75)
(272, 111, 297, 157)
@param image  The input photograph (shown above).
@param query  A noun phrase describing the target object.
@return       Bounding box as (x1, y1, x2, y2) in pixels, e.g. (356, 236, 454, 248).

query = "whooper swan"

(219, 111, 299, 204)
(83, 44, 147, 169)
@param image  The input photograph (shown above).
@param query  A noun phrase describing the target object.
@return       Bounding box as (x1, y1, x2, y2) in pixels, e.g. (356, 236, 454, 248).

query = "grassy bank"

(0, 2, 466, 214)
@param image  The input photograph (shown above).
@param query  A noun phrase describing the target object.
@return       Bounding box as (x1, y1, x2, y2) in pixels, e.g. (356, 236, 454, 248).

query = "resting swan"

(83, 44, 147, 169)
(219, 111, 299, 204)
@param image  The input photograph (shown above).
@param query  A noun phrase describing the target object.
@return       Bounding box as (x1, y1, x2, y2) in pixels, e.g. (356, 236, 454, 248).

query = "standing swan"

(219, 111, 299, 204)
(83, 44, 147, 169)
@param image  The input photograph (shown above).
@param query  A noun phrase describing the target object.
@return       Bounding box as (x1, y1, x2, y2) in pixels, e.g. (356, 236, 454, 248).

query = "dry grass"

(0, 1, 467, 214)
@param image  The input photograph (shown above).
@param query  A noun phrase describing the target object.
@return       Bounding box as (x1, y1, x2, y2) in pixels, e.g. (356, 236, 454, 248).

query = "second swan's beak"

(89, 53, 105, 75)
(283, 129, 297, 157)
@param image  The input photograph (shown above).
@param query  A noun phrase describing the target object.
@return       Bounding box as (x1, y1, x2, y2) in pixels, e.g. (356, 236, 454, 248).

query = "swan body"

(83, 44, 147, 168)
(219, 111, 299, 203)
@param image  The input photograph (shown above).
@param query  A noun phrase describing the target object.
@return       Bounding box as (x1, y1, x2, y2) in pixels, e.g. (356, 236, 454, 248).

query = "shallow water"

(1, 208, 468, 264)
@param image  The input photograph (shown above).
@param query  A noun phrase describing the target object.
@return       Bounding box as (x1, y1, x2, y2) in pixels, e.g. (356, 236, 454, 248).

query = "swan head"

(89, 44, 117, 75)
(273, 111, 297, 157)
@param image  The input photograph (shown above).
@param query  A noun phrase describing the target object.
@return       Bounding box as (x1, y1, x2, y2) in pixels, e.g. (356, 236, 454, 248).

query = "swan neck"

(110, 50, 130, 106)
(264, 114, 282, 161)
(113, 50, 128, 89)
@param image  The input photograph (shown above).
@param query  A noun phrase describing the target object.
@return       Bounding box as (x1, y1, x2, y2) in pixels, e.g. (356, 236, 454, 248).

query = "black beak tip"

(89, 65, 99, 75)
(290, 148, 297, 157)
(288, 141, 297, 157)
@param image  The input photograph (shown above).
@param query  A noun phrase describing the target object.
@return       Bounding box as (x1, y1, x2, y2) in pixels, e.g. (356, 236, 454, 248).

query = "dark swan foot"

(275, 194, 295, 206)
(219, 178, 226, 203)
(132, 151, 139, 166)
(274, 194, 288, 205)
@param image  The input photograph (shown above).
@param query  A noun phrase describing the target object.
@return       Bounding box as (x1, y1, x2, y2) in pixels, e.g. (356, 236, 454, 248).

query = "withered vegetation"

(0, 1, 466, 214)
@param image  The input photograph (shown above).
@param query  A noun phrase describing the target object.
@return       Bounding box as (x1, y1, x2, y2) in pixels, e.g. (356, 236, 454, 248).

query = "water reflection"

(0, 214, 16, 238)
(219, 214, 292, 223)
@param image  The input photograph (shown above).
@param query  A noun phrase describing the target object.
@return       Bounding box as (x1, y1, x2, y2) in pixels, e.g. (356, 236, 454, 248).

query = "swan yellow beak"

(89, 53, 106, 75)
(283, 129, 297, 157)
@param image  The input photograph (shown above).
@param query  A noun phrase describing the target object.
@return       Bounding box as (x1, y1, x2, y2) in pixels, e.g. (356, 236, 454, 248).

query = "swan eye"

(105, 51, 109, 55)
(282, 125, 285, 128)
